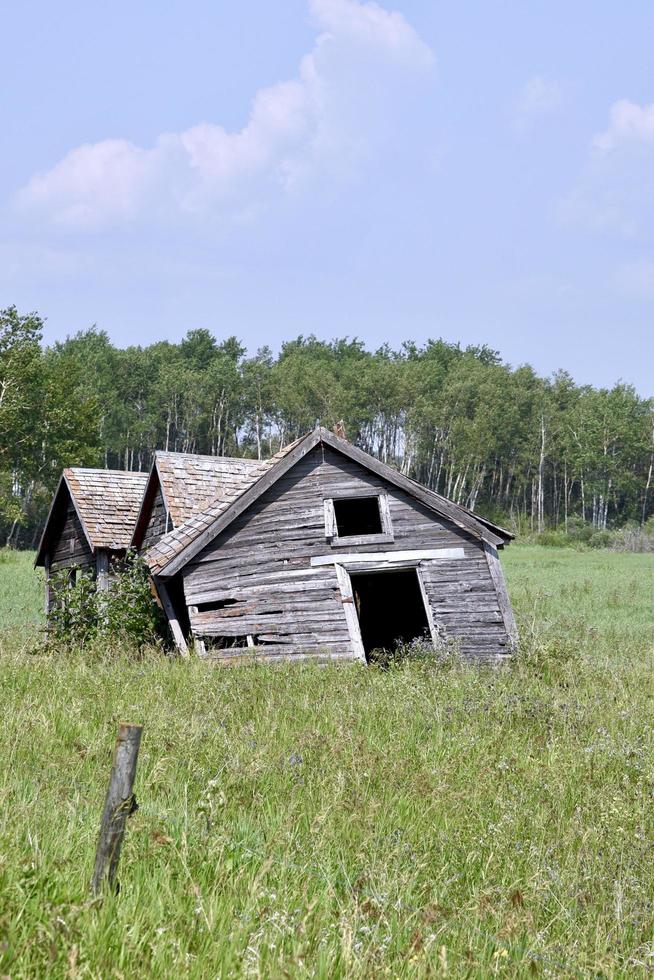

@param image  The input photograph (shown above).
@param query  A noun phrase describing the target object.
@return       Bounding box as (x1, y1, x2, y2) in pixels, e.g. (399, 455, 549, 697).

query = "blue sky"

(2, 0, 653, 394)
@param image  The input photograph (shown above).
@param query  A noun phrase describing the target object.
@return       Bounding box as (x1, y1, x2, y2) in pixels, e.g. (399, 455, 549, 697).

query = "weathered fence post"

(90, 722, 143, 896)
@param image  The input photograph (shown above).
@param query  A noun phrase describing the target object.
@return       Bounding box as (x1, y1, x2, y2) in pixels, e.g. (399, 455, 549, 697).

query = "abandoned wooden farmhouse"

(37, 427, 516, 662)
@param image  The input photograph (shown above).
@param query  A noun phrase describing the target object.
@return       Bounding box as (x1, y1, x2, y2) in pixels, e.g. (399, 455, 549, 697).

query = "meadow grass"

(0, 547, 44, 632)
(0, 547, 652, 977)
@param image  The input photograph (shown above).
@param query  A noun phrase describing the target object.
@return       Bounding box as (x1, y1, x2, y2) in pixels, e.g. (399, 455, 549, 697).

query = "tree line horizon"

(1, 305, 652, 547)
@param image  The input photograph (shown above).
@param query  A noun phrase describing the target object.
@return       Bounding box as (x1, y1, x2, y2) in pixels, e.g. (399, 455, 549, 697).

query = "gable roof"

(35, 468, 148, 566)
(146, 428, 512, 579)
(131, 451, 266, 549)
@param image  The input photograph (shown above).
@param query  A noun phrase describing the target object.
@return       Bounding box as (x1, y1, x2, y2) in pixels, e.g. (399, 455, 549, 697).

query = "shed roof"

(130, 451, 267, 548)
(35, 468, 148, 565)
(145, 429, 512, 578)
(142, 438, 303, 573)
(154, 451, 265, 527)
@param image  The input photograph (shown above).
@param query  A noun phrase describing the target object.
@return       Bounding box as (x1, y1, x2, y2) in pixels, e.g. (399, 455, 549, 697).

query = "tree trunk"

(537, 413, 546, 533)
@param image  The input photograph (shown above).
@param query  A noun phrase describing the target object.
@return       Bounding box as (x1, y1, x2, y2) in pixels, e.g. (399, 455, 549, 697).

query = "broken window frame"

(324, 491, 394, 547)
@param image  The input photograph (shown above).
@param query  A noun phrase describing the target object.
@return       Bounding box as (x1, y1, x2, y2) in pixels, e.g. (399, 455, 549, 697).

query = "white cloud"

(21, 140, 154, 229)
(309, 0, 433, 69)
(513, 75, 562, 130)
(559, 98, 654, 237)
(593, 99, 654, 153)
(15, 0, 434, 231)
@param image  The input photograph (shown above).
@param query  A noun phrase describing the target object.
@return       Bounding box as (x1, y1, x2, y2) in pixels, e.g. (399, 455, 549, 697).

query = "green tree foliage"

(0, 308, 100, 545)
(1, 307, 652, 544)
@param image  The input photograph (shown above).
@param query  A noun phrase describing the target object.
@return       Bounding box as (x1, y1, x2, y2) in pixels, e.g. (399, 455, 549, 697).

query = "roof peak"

(36, 467, 149, 565)
(154, 450, 262, 465)
(65, 466, 148, 477)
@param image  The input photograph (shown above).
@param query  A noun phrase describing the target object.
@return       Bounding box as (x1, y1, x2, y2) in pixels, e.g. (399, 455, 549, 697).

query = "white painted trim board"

(311, 547, 465, 567)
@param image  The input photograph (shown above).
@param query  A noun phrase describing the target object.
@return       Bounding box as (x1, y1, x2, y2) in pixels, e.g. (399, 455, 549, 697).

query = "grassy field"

(0, 547, 44, 632)
(0, 546, 653, 977)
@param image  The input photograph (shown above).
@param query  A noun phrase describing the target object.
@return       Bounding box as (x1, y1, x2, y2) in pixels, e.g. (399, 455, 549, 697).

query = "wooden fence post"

(90, 722, 143, 896)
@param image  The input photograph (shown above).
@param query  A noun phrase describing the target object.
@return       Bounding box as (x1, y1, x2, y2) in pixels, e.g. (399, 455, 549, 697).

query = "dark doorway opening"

(351, 568, 431, 660)
(333, 496, 382, 536)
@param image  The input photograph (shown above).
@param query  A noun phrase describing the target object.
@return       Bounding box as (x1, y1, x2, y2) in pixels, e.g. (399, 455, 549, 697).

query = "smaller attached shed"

(131, 451, 266, 552)
(35, 468, 148, 613)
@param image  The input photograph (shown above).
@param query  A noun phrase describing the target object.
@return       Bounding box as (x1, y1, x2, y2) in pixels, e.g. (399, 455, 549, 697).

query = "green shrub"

(610, 520, 654, 553)
(472, 504, 516, 534)
(103, 551, 165, 645)
(48, 568, 99, 646)
(588, 529, 612, 549)
(47, 551, 165, 650)
(531, 518, 654, 551)
(533, 528, 574, 548)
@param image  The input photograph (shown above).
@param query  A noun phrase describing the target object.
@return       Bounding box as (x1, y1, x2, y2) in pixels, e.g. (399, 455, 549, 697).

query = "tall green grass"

(0, 547, 44, 632)
(0, 547, 653, 977)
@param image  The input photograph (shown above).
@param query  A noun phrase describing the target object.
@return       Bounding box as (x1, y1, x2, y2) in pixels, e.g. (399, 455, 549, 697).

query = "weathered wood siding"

(49, 504, 94, 572)
(182, 445, 510, 663)
(141, 485, 169, 551)
(419, 559, 508, 660)
(184, 450, 351, 660)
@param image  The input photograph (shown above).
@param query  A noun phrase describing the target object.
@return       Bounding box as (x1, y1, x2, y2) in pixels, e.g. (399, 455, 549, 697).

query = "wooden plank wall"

(182, 445, 511, 663)
(420, 559, 508, 660)
(49, 504, 94, 572)
(184, 451, 351, 660)
(141, 486, 169, 551)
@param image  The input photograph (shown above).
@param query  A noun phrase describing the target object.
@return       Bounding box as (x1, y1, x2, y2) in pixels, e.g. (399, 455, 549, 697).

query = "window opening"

(333, 496, 383, 537)
(350, 568, 430, 661)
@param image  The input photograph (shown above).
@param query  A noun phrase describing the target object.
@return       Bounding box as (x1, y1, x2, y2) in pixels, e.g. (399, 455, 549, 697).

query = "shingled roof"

(145, 429, 511, 578)
(144, 437, 304, 574)
(154, 451, 265, 527)
(35, 468, 148, 565)
(130, 451, 268, 548)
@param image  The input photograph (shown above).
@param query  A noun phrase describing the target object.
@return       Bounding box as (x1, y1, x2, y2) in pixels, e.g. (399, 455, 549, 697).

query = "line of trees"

(1, 306, 652, 547)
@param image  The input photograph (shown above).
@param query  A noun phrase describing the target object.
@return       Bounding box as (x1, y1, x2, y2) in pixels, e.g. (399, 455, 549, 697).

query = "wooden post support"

(44, 555, 52, 620)
(155, 580, 189, 658)
(96, 550, 110, 591)
(90, 723, 143, 896)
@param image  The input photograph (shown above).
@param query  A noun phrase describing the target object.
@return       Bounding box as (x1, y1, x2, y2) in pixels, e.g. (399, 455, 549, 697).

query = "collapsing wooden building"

(37, 429, 516, 662)
(35, 468, 148, 612)
(142, 428, 516, 662)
